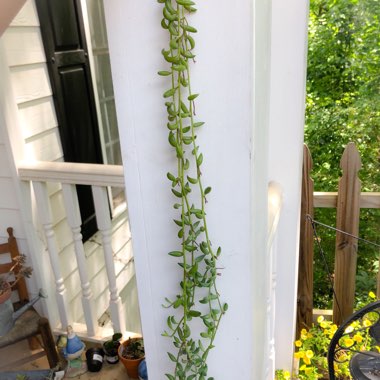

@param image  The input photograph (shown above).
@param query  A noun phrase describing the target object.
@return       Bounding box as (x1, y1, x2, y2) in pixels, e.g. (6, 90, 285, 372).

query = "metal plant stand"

(328, 300, 380, 379)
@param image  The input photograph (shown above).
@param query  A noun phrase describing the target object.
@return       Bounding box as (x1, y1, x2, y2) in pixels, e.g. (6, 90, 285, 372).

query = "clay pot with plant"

(103, 332, 122, 364)
(118, 337, 145, 379)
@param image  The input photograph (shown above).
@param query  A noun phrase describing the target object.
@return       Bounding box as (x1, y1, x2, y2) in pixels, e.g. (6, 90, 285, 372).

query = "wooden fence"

(296, 143, 380, 336)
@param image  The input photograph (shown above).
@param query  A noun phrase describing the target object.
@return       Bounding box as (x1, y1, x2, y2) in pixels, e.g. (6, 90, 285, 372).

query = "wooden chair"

(0, 227, 59, 369)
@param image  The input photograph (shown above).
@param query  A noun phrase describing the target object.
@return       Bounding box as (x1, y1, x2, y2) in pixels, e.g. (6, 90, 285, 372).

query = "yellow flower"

(282, 371, 291, 380)
(304, 367, 313, 375)
(369, 291, 376, 299)
(317, 315, 324, 323)
(295, 340, 302, 347)
(300, 328, 308, 340)
(320, 321, 328, 329)
(305, 350, 314, 359)
(307, 332, 313, 339)
(363, 319, 372, 327)
(303, 357, 311, 365)
(343, 337, 354, 347)
(354, 334, 363, 343)
(294, 351, 303, 359)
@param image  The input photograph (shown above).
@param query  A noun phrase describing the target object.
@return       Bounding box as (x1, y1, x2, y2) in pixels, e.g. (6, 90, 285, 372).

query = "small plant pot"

(86, 347, 104, 372)
(118, 338, 145, 379)
(103, 343, 120, 364)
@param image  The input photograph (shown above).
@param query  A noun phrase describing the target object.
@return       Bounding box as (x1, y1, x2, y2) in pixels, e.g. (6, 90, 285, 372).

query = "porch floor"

(0, 340, 132, 379)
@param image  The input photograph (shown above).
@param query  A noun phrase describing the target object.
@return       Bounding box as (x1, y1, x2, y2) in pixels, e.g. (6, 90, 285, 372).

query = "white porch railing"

(18, 161, 136, 340)
(265, 182, 284, 380)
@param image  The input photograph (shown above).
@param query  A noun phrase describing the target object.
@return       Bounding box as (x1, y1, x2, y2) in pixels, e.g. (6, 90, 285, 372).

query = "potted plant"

(118, 337, 145, 379)
(0, 254, 33, 304)
(102, 332, 122, 364)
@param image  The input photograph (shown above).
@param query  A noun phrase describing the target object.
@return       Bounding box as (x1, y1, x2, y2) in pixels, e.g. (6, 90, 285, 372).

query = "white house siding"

(0, 0, 138, 335)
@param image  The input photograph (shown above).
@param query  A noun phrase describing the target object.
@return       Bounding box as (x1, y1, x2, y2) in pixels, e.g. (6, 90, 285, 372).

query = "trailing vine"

(158, 1, 227, 379)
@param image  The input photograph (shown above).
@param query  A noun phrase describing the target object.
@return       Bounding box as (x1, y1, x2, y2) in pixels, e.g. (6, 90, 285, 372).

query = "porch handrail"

(17, 160, 129, 338)
(17, 161, 125, 187)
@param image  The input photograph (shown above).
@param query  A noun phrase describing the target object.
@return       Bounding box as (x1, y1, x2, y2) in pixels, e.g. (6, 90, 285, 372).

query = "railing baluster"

(32, 181, 71, 328)
(62, 183, 97, 336)
(92, 185, 126, 333)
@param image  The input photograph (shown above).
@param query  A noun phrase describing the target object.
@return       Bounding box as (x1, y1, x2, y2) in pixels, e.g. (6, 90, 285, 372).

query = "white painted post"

(269, 0, 310, 372)
(62, 183, 97, 336)
(105, 1, 254, 379)
(32, 181, 71, 328)
(92, 185, 126, 333)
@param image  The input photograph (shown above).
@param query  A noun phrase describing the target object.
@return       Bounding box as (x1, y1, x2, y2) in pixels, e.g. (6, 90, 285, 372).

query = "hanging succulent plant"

(158, 1, 227, 379)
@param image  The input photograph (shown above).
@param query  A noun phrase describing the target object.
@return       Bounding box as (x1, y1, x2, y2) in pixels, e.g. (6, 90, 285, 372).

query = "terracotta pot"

(118, 338, 145, 379)
(0, 282, 12, 304)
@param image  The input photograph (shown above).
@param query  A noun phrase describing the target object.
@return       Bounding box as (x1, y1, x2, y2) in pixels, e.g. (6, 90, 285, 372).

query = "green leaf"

(204, 187, 211, 195)
(182, 50, 196, 59)
(171, 188, 182, 198)
(168, 132, 177, 147)
(200, 332, 210, 338)
(167, 172, 176, 181)
(188, 310, 202, 317)
(168, 250, 183, 257)
(164, 88, 176, 98)
(168, 352, 177, 362)
(163, 7, 177, 22)
(158, 70, 172, 76)
(180, 101, 189, 114)
(188, 93, 199, 101)
(223, 303, 229, 312)
(182, 24, 197, 33)
(161, 18, 169, 29)
(176, 0, 195, 6)
(173, 64, 187, 72)
(184, 159, 190, 170)
(167, 122, 178, 130)
(166, 374, 175, 380)
(186, 35, 195, 49)
(197, 153, 203, 166)
(165, 0, 176, 13)
(169, 23, 179, 36)
(169, 39, 178, 49)
(184, 5, 197, 12)
(199, 297, 208, 304)
(195, 254, 205, 263)
(193, 121, 205, 128)
(187, 176, 198, 184)
(200, 243, 208, 255)
(173, 298, 182, 308)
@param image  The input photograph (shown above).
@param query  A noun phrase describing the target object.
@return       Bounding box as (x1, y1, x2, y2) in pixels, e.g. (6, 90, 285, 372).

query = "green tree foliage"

(305, 0, 380, 308)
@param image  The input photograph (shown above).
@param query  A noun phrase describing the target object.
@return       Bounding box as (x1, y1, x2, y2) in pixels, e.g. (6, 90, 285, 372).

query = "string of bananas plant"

(157, 0, 227, 379)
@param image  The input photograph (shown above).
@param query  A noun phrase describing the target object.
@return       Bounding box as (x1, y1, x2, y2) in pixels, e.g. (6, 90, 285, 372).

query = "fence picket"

(333, 143, 362, 325)
(296, 145, 314, 337)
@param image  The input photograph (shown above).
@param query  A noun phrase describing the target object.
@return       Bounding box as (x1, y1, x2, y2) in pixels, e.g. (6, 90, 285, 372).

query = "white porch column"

(105, 1, 254, 378)
(104, 0, 309, 378)
(269, 0, 310, 372)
